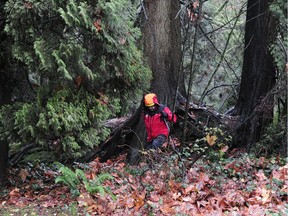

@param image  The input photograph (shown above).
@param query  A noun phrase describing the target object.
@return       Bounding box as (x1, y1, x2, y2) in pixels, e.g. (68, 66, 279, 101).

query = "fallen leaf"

(77, 193, 95, 207)
(19, 169, 29, 182)
(9, 188, 21, 198)
(260, 188, 271, 203)
(184, 184, 195, 195)
(160, 204, 175, 214)
(206, 134, 217, 146)
(220, 145, 229, 153)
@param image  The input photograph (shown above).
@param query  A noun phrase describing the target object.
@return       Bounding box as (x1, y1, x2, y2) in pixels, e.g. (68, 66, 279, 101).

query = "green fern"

(54, 162, 80, 196)
(54, 163, 115, 200)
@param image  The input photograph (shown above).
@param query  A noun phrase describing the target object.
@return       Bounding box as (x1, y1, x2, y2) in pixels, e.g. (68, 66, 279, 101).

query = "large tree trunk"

(128, 0, 185, 164)
(232, 0, 276, 149)
(0, 0, 12, 188)
(0, 75, 11, 189)
(142, 0, 185, 105)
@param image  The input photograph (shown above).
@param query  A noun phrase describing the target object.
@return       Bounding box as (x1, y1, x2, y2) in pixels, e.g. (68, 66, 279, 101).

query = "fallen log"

(82, 95, 235, 163)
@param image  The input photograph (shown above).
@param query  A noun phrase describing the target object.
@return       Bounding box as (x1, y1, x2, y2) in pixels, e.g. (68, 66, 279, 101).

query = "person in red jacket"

(143, 93, 177, 149)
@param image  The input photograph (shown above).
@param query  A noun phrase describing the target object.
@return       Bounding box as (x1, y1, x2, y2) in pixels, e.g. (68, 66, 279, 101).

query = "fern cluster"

(55, 162, 115, 199)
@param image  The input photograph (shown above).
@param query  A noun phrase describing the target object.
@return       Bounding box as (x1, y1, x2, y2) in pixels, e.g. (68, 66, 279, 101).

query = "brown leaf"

(169, 179, 182, 191)
(132, 191, 145, 210)
(9, 188, 21, 198)
(255, 170, 267, 182)
(74, 75, 85, 87)
(19, 169, 29, 182)
(160, 204, 175, 214)
(77, 193, 95, 207)
(260, 188, 271, 203)
(184, 184, 196, 195)
(149, 192, 161, 202)
(125, 197, 134, 208)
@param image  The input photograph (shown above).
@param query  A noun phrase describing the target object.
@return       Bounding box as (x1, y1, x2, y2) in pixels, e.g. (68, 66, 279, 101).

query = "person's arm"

(163, 107, 177, 123)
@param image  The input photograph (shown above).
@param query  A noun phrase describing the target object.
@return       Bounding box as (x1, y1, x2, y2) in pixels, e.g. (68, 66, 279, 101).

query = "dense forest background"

(0, 0, 287, 215)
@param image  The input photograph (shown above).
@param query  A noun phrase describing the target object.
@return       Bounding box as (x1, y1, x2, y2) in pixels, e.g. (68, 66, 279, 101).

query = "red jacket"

(143, 102, 177, 142)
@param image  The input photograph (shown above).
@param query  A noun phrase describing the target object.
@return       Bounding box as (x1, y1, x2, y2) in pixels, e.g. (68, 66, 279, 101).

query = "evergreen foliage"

(0, 88, 119, 160)
(268, 0, 287, 72)
(1, 0, 151, 162)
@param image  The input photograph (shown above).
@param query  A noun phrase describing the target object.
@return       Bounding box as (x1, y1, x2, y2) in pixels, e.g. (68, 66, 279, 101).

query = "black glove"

(161, 111, 168, 119)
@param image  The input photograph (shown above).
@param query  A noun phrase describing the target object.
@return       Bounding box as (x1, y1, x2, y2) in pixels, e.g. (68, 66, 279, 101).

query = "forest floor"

(0, 146, 287, 216)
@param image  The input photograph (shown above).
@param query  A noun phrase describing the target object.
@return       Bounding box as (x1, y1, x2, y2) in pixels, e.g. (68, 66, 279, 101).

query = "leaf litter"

(0, 150, 287, 215)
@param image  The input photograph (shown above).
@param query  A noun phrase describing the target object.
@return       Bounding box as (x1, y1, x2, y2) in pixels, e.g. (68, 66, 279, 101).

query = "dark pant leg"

(151, 135, 166, 149)
(145, 142, 153, 149)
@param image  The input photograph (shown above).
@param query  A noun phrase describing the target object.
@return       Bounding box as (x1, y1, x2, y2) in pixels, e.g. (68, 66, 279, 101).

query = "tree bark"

(142, 0, 185, 104)
(0, 0, 12, 188)
(0, 75, 11, 189)
(232, 0, 276, 149)
(128, 0, 185, 164)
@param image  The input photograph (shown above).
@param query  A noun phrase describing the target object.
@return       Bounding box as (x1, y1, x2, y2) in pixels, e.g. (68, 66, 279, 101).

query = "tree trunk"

(142, 0, 185, 104)
(128, 0, 185, 164)
(0, 76, 12, 189)
(0, 0, 12, 188)
(232, 0, 276, 149)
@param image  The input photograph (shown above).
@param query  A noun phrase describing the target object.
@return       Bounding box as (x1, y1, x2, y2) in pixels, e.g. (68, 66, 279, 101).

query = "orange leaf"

(206, 134, 217, 146)
(199, 172, 209, 182)
(96, 91, 109, 105)
(160, 204, 175, 214)
(86, 172, 96, 180)
(169, 179, 182, 191)
(132, 191, 145, 210)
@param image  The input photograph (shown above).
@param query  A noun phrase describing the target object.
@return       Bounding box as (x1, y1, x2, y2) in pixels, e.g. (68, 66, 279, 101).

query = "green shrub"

(0, 88, 119, 161)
